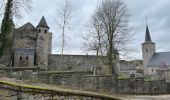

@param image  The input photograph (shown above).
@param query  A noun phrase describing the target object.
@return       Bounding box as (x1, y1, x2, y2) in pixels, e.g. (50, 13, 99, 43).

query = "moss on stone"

(0, 79, 120, 100)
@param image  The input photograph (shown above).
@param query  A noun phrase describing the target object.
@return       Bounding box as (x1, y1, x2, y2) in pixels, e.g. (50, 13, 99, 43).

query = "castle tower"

(142, 25, 155, 74)
(36, 16, 51, 69)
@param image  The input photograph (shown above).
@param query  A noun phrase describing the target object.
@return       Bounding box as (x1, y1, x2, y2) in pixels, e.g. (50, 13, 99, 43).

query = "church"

(142, 25, 170, 79)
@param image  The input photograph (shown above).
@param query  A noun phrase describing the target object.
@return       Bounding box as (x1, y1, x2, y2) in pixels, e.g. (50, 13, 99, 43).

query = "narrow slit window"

(26, 56, 28, 60)
(38, 29, 41, 33)
(146, 48, 148, 52)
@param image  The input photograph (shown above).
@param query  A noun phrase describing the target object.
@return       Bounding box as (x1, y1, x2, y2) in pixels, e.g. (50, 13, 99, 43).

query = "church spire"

(37, 16, 49, 29)
(145, 25, 152, 42)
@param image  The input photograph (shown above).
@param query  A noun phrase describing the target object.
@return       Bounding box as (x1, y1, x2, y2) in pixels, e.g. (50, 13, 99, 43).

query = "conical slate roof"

(37, 16, 49, 28)
(145, 25, 152, 42)
(18, 22, 35, 30)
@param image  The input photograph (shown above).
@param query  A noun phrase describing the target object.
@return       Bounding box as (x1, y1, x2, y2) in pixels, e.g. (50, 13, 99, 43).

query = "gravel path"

(117, 95, 170, 100)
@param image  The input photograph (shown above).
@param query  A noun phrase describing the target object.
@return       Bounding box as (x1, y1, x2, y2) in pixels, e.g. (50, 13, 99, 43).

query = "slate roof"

(14, 48, 35, 55)
(37, 16, 49, 28)
(18, 22, 35, 30)
(148, 52, 170, 66)
(145, 25, 152, 42)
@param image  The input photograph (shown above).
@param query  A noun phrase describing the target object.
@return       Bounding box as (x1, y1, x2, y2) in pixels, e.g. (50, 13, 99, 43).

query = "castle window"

(26, 56, 28, 60)
(45, 29, 47, 33)
(20, 56, 22, 60)
(38, 29, 41, 33)
(152, 69, 153, 72)
(146, 48, 148, 52)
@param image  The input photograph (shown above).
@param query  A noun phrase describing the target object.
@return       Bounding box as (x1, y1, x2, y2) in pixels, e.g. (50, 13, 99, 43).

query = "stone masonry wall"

(14, 53, 34, 67)
(37, 73, 167, 94)
(13, 29, 37, 49)
(0, 89, 108, 100)
(48, 32, 52, 54)
(48, 54, 110, 74)
(0, 69, 167, 95)
(0, 55, 11, 66)
(36, 27, 51, 69)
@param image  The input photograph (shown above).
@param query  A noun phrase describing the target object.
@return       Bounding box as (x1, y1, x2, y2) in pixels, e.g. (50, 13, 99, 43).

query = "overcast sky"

(1, 0, 170, 60)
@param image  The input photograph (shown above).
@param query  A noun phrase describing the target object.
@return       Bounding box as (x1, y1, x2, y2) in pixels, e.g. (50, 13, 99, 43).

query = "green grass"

(117, 74, 129, 80)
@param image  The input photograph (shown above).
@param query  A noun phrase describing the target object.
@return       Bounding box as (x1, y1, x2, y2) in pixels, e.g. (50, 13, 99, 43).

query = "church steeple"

(142, 23, 156, 75)
(145, 25, 152, 42)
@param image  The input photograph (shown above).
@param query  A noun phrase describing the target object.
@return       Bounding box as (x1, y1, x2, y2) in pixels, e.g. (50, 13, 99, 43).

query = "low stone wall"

(37, 73, 167, 94)
(0, 78, 119, 100)
(0, 86, 118, 100)
(0, 67, 38, 81)
(51, 75, 116, 93)
(117, 78, 167, 94)
(0, 69, 167, 95)
(0, 55, 11, 66)
(0, 89, 116, 100)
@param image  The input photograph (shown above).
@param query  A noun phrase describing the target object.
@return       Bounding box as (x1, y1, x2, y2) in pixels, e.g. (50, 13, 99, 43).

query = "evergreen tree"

(0, 0, 13, 56)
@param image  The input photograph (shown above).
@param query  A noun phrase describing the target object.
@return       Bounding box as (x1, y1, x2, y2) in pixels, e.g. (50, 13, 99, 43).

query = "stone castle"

(0, 16, 118, 74)
(0, 16, 142, 75)
(7, 16, 52, 69)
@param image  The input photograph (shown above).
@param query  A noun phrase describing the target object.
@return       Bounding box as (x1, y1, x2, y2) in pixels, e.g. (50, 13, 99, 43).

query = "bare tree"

(0, 0, 32, 19)
(84, 0, 130, 75)
(57, 0, 73, 55)
(11, 0, 32, 19)
(56, 0, 73, 68)
(84, 18, 103, 56)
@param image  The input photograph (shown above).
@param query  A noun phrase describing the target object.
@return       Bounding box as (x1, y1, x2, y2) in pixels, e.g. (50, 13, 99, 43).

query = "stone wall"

(14, 50, 35, 67)
(117, 60, 137, 74)
(13, 29, 37, 49)
(51, 75, 116, 93)
(48, 55, 138, 75)
(0, 69, 167, 95)
(48, 54, 110, 74)
(37, 72, 167, 94)
(0, 89, 111, 100)
(0, 55, 11, 66)
(117, 78, 167, 94)
(48, 32, 52, 54)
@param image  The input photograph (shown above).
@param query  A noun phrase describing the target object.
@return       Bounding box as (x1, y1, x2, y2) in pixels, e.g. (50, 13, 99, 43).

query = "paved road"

(116, 95, 170, 100)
